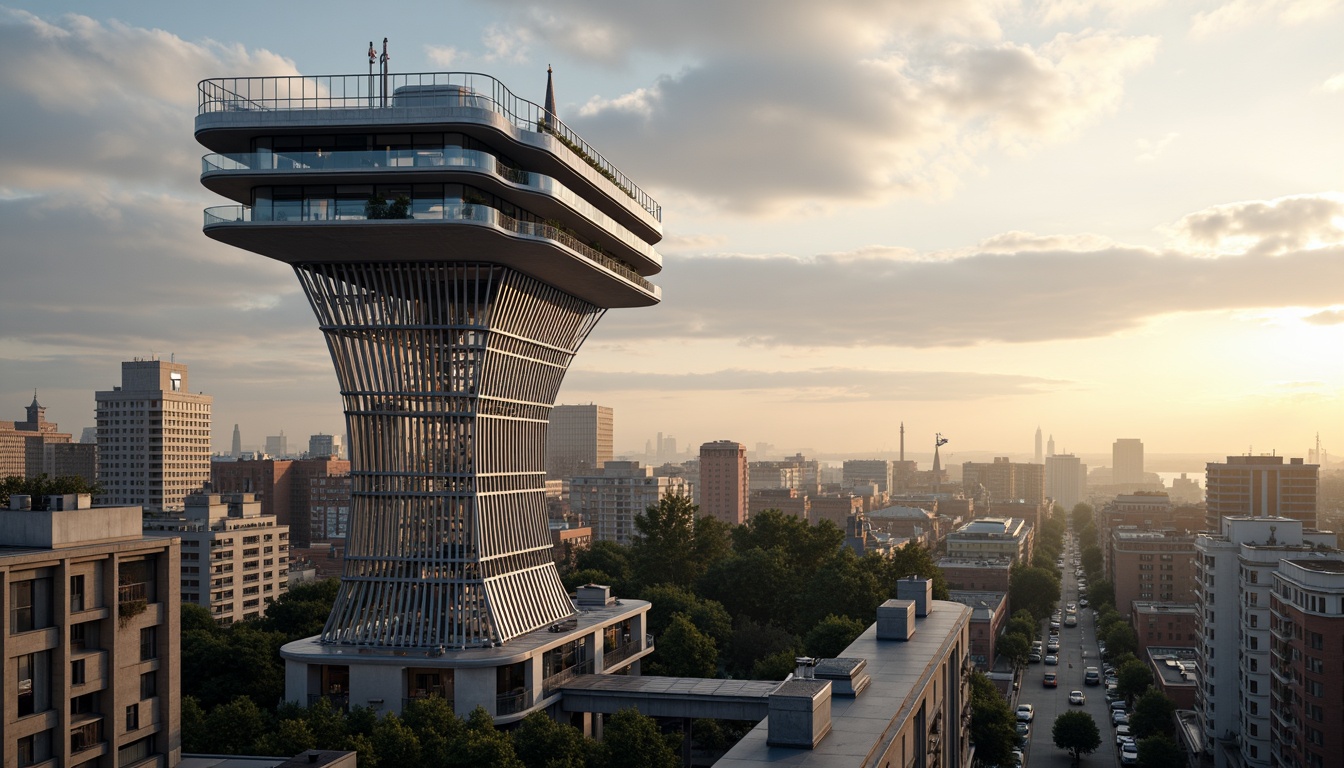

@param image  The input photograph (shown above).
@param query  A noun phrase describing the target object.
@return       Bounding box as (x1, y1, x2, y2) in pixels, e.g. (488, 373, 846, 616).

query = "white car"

(1112, 710, 1130, 727)
(1115, 725, 1133, 746)
(1120, 742, 1139, 764)
(1069, 690, 1087, 705)
(1016, 704, 1035, 722)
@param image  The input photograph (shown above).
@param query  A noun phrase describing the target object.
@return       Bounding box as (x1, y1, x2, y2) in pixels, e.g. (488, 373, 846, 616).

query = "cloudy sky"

(2, 1, 1341, 463)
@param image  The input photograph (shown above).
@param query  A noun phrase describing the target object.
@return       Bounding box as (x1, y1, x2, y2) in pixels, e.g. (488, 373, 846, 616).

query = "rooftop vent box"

(392, 84, 487, 110)
(877, 599, 916, 641)
(767, 679, 832, 749)
(576, 583, 614, 606)
(896, 575, 932, 616)
(814, 657, 871, 697)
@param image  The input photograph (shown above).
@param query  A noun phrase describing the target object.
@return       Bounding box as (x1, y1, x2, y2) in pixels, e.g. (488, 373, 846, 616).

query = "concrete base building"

(2, 494, 180, 768)
(0, 394, 74, 481)
(1205, 455, 1318, 530)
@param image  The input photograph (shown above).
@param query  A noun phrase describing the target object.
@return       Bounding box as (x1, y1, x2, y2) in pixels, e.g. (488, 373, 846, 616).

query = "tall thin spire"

(899, 422, 905, 462)
(544, 65, 557, 127)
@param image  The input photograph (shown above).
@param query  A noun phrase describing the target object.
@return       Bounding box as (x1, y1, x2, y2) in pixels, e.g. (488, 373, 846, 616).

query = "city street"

(1015, 541, 1120, 768)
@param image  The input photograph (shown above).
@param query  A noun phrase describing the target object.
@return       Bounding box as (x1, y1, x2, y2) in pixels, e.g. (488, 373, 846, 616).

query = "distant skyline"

(1, 2, 1341, 458)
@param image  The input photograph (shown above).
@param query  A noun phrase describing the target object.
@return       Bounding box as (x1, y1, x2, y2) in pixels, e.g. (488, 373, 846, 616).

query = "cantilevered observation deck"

(196, 72, 662, 650)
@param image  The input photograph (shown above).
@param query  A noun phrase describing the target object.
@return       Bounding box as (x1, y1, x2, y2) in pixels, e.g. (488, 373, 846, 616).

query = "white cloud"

(425, 44, 462, 67)
(1320, 71, 1344, 92)
(1190, 0, 1342, 38)
(1169, 192, 1344, 255)
(1135, 131, 1179, 162)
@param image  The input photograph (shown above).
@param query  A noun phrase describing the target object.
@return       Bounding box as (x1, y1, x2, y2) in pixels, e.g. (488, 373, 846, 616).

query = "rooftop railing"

(198, 72, 661, 222)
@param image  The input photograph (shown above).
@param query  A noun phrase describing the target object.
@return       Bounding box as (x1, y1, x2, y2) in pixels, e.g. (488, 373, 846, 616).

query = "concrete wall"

(1, 506, 142, 549)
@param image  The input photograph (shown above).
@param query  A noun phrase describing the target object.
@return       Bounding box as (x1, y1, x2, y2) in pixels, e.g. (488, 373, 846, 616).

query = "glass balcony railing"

(201, 149, 658, 260)
(197, 72, 661, 221)
(203, 204, 655, 293)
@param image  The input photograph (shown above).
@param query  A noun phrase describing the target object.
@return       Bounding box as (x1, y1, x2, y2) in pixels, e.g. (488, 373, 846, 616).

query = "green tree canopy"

(647, 613, 718, 678)
(997, 633, 1030, 667)
(1136, 733, 1185, 768)
(725, 617, 798, 680)
(258, 578, 339, 640)
(792, 549, 887, 633)
(640, 583, 732, 649)
(593, 709, 680, 768)
(1084, 579, 1114, 609)
(1081, 546, 1104, 578)
(0, 474, 100, 508)
(1008, 566, 1061, 622)
(697, 547, 796, 626)
(1052, 710, 1102, 762)
(1070, 503, 1094, 530)
(968, 671, 1017, 767)
(513, 711, 591, 768)
(631, 495, 731, 589)
(571, 540, 634, 594)
(731, 508, 843, 575)
(1129, 689, 1177, 739)
(884, 540, 950, 600)
(1105, 623, 1139, 660)
(201, 696, 266, 754)
(803, 614, 867, 658)
(1116, 658, 1155, 705)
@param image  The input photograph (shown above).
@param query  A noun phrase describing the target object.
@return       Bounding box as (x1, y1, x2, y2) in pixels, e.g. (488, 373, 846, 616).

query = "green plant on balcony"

(119, 598, 147, 627)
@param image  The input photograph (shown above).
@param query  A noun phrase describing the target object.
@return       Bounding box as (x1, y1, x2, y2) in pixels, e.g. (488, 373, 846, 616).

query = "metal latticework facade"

(296, 262, 603, 648)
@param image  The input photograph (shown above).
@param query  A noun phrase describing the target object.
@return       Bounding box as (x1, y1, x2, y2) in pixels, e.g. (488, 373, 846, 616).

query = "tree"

(631, 495, 731, 589)
(997, 632, 1030, 667)
(513, 711, 591, 768)
(256, 718, 318, 757)
(803, 614, 867, 658)
(1052, 710, 1102, 763)
(1105, 623, 1138, 660)
(594, 708, 680, 768)
(968, 671, 1017, 767)
(647, 613, 718, 678)
(202, 696, 266, 754)
(1129, 689, 1177, 739)
(571, 540, 634, 594)
(731, 508, 843, 577)
(792, 549, 886, 632)
(453, 707, 525, 768)
(1116, 659, 1154, 706)
(1136, 734, 1185, 768)
(1081, 546, 1104, 578)
(1070, 503, 1094, 530)
(1004, 616, 1037, 643)
(371, 713, 422, 767)
(884, 540, 950, 600)
(724, 618, 798, 680)
(640, 584, 732, 649)
(1008, 566, 1061, 622)
(181, 696, 208, 753)
(1084, 579, 1114, 609)
(751, 649, 799, 680)
(258, 578, 339, 640)
(0, 474, 100, 508)
(697, 547, 796, 626)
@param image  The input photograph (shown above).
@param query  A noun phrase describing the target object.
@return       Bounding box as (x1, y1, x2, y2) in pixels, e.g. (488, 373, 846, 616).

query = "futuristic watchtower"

(195, 70, 661, 661)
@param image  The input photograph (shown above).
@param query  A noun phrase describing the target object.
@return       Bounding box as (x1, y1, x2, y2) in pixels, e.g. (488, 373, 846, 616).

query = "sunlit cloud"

(1170, 192, 1344, 256)
(1190, 0, 1342, 38)
(1136, 132, 1180, 162)
(1320, 71, 1344, 92)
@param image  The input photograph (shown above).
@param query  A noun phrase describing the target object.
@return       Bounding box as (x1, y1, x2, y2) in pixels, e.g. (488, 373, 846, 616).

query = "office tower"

(843, 459, 894, 493)
(96, 360, 212, 512)
(197, 65, 660, 717)
(264, 431, 288, 458)
(144, 491, 289, 624)
(1204, 455, 1318, 530)
(1112, 438, 1144, 485)
(211, 456, 351, 548)
(1044, 453, 1086, 510)
(1047, 434, 1055, 457)
(546, 404, 614, 480)
(700, 440, 750, 525)
(0, 392, 74, 479)
(960, 457, 1045, 504)
(1, 493, 181, 766)
(570, 461, 689, 545)
(1194, 518, 1340, 768)
(231, 423, 242, 458)
(309, 472, 352, 541)
(1108, 529, 1195, 612)
(1034, 426, 1042, 464)
(42, 442, 97, 486)
(1269, 557, 1344, 768)
(308, 432, 343, 459)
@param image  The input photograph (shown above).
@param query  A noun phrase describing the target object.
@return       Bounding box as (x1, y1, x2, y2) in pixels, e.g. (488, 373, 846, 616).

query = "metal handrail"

(202, 204, 655, 292)
(197, 72, 661, 222)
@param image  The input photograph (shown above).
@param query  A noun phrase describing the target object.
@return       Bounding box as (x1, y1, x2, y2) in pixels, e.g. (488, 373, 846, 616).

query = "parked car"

(1045, 654, 1059, 665)
(1015, 721, 1030, 739)
(1115, 725, 1133, 746)
(1084, 667, 1101, 686)
(1047, 638, 1060, 652)
(1120, 742, 1139, 764)
(1112, 711, 1130, 727)
(1069, 690, 1087, 705)
(1017, 704, 1035, 722)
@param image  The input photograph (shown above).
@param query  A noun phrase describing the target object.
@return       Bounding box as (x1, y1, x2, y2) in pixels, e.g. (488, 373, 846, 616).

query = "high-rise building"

(545, 404, 614, 480)
(1108, 529, 1195, 612)
(843, 459, 894, 493)
(0, 392, 74, 479)
(1205, 455, 1318, 530)
(569, 461, 689, 545)
(960, 457, 1045, 504)
(1112, 438, 1145, 486)
(211, 456, 351, 548)
(42, 442, 97, 486)
(308, 432, 343, 459)
(1, 493, 181, 767)
(96, 360, 212, 512)
(1034, 426, 1043, 464)
(1047, 434, 1055, 457)
(143, 491, 290, 623)
(231, 423, 242, 458)
(1044, 453, 1086, 511)
(1194, 517, 1340, 768)
(197, 65, 661, 718)
(700, 440, 749, 525)
(264, 431, 289, 458)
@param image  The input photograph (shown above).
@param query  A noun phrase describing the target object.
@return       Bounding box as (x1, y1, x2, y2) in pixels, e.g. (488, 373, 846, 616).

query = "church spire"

(543, 65, 557, 128)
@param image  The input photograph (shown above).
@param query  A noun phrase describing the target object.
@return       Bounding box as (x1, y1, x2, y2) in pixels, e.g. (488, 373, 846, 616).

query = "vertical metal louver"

(295, 262, 603, 648)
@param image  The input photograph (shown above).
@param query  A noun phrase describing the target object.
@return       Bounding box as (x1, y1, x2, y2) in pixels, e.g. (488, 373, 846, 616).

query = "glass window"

(140, 627, 157, 661)
(71, 659, 86, 686)
(71, 574, 85, 612)
(10, 578, 52, 633)
(126, 703, 140, 731)
(17, 730, 51, 768)
(140, 670, 156, 700)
